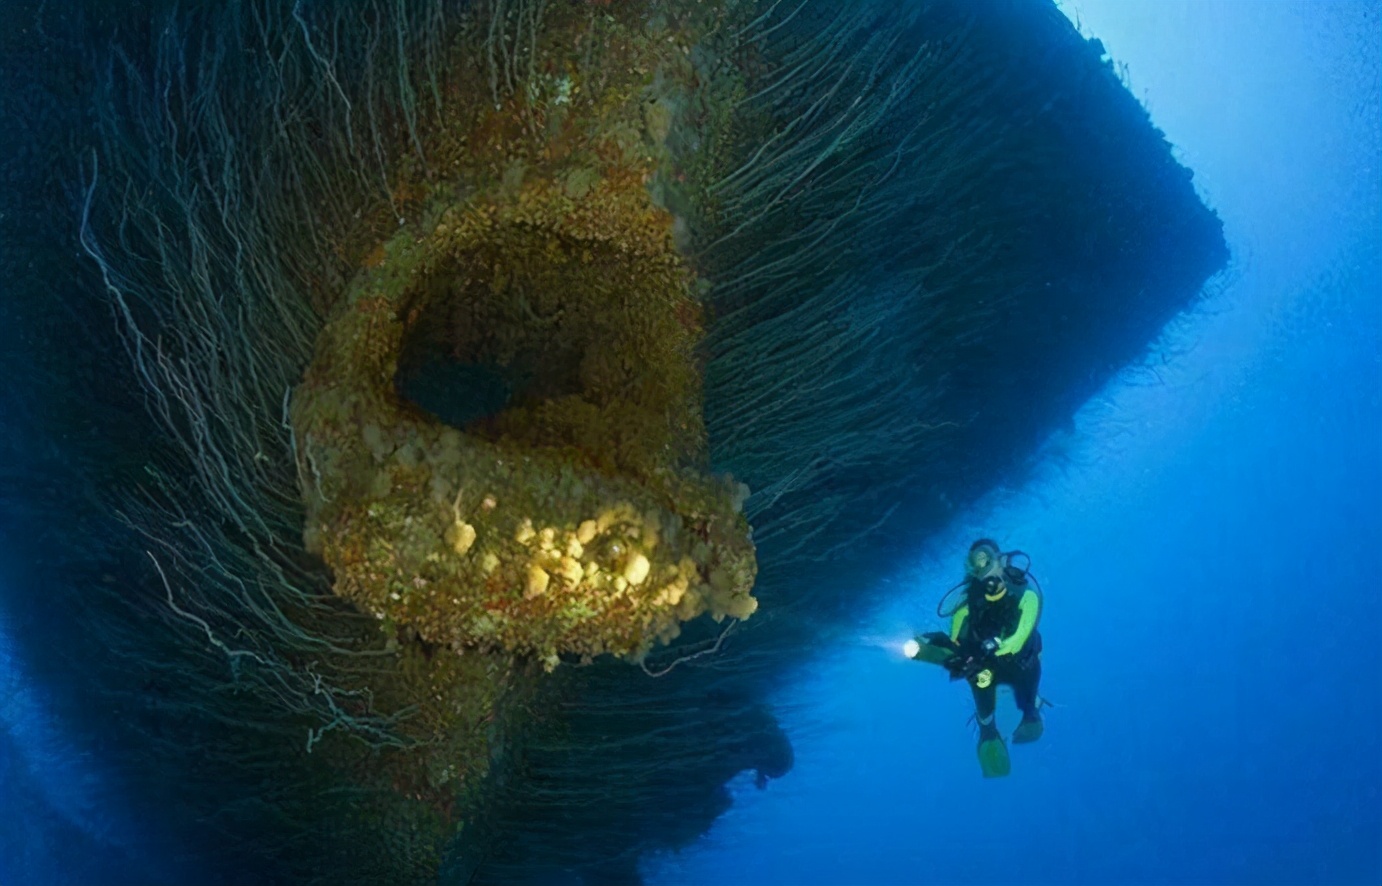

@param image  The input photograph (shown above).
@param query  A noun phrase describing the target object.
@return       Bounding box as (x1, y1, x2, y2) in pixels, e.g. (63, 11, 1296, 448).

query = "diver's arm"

(996, 590, 1039, 656)
(948, 605, 969, 644)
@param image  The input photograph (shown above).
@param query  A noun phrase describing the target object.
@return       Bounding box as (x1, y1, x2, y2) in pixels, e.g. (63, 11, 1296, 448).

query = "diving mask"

(966, 542, 1005, 581)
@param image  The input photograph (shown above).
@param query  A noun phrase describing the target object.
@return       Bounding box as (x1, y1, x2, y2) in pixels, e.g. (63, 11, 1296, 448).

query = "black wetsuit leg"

(969, 676, 999, 742)
(970, 680, 998, 722)
(971, 649, 1041, 726)
(1011, 631, 1042, 717)
(968, 632, 1041, 736)
(1010, 656, 1041, 718)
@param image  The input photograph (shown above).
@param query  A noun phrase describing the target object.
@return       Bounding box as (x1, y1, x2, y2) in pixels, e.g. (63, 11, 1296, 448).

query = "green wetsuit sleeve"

(997, 590, 1039, 656)
(949, 605, 969, 643)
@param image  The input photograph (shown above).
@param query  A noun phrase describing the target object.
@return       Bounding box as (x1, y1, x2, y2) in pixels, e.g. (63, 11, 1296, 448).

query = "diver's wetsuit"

(950, 579, 1042, 728)
(968, 634, 1041, 723)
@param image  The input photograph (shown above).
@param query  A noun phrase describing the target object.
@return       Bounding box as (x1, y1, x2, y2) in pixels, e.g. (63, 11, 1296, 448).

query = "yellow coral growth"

(291, 123, 757, 668)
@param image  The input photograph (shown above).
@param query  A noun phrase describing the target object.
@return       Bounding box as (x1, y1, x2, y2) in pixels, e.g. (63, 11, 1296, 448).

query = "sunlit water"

(647, 2, 1381, 883)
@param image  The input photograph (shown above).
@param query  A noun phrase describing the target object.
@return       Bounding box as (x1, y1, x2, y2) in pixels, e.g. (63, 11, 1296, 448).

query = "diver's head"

(966, 539, 1013, 604)
(966, 539, 1004, 581)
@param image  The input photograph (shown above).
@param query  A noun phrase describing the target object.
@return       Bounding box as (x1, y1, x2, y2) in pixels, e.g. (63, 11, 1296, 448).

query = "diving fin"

(1012, 714, 1043, 745)
(977, 736, 1010, 778)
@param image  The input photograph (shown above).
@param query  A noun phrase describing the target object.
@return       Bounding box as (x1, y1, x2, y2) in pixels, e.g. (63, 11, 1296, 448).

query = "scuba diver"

(904, 539, 1044, 778)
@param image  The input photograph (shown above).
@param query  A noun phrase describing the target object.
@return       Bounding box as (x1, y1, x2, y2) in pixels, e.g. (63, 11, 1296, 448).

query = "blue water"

(0, 584, 184, 886)
(647, 2, 1382, 884)
(3, 2, 1379, 884)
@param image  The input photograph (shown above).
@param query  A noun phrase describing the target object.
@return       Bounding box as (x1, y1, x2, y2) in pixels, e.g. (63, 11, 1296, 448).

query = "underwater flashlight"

(902, 639, 920, 659)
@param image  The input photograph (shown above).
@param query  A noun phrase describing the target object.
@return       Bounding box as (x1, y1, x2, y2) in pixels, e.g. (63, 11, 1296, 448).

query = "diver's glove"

(943, 655, 978, 680)
(944, 639, 999, 681)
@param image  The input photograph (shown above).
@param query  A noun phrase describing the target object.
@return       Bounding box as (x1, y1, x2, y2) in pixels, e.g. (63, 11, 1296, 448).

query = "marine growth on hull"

(290, 9, 756, 670)
(59, 0, 1229, 877)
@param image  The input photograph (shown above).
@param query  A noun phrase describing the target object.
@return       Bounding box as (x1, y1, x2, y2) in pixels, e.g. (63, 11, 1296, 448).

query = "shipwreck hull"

(0, 0, 1225, 882)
